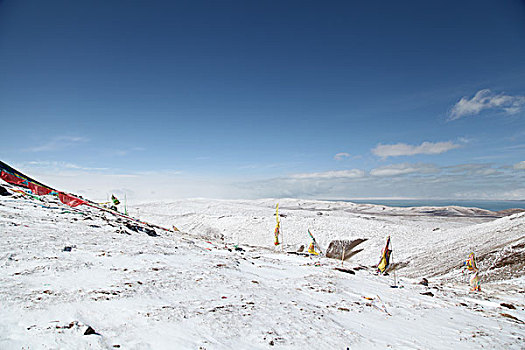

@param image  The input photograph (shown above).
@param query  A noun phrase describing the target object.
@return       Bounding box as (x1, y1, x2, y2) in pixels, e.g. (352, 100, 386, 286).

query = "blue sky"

(1, 0, 524, 200)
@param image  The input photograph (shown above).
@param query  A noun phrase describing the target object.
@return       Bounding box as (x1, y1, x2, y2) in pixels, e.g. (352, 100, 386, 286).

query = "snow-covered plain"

(1, 191, 524, 349)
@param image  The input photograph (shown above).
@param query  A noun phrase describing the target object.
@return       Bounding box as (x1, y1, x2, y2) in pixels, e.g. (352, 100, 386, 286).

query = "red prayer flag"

(58, 192, 86, 207)
(0, 171, 28, 187)
(28, 183, 52, 196)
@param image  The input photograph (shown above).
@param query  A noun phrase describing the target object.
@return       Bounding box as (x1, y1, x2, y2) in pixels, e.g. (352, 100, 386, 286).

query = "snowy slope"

(1, 193, 524, 349)
(133, 198, 525, 281)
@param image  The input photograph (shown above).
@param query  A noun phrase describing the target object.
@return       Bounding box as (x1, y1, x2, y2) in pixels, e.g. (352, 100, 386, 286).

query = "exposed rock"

(84, 326, 98, 335)
(0, 185, 11, 196)
(500, 303, 516, 309)
(124, 222, 158, 237)
(500, 313, 524, 324)
(496, 208, 525, 217)
(325, 239, 367, 260)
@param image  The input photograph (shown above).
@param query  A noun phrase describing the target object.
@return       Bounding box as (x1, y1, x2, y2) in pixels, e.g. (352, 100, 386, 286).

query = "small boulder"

(0, 185, 11, 196)
(326, 239, 367, 260)
(500, 303, 516, 310)
(84, 326, 98, 335)
(334, 267, 355, 275)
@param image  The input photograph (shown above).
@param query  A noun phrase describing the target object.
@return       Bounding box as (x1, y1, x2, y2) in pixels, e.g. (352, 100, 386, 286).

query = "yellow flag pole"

(278, 203, 284, 252)
(275, 203, 283, 251)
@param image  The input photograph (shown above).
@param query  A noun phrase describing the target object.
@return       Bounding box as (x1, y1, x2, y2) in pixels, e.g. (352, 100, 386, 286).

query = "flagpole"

(280, 219, 284, 252)
(391, 239, 397, 287)
(342, 243, 345, 267)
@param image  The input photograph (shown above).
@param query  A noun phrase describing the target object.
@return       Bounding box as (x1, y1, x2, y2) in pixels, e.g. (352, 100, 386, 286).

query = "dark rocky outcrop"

(0, 185, 10, 196)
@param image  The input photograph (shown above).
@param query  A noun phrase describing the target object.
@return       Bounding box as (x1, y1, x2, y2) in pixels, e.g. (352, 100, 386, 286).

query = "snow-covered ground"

(1, 191, 524, 349)
(133, 198, 525, 282)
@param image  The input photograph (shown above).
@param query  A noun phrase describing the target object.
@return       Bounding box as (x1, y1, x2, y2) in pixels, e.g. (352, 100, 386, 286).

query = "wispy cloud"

(445, 163, 503, 176)
(113, 147, 145, 157)
(472, 155, 511, 161)
(11, 158, 524, 200)
(372, 141, 460, 158)
(238, 163, 284, 170)
(447, 163, 489, 172)
(23, 160, 107, 171)
(449, 89, 525, 121)
(505, 144, 525, 150)
(291, 169, 365, 179)
(370, 163, 439, 177)
(334, 152, 351, 160)
(135, 170, 182, 176)
(476, 168, 501, 176)
(25, 136, 89, 152)
(514, 161, 525, 170)
(499, 188, 525, 200)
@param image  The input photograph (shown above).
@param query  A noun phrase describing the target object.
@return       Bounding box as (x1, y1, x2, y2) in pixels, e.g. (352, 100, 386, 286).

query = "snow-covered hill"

(1, 192, 524, 349)
(133, 198, 525, 282)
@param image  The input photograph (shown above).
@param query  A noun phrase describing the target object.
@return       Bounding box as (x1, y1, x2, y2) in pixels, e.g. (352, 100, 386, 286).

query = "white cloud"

(446, 163, 503, 176)
(370, 163, 439, 177)
(372, 141, 460, 158)
(505, 144, 525, 150)
(10, 162, 195, 202)
(449, 89, 525, 120)
(25, 136, 89, 152)
(22, 161, 107, 171)
(456, 187, 525, 200)
(499, 188, 525, 200)
(457, 137, 474, 144)
(114, 147, 146, 157)
(475, 168, 500, 176)
(334, 152, 351, 160)
(447, 164, 488, 173)
(291, 169, 365, 179)
(514, 161, 525, 170)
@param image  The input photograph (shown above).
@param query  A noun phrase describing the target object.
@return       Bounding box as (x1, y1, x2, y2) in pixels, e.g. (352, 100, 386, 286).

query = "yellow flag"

(308, 242, 319, 255)
(377, 236, 392, 274)
(275, 203, 280, 228)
